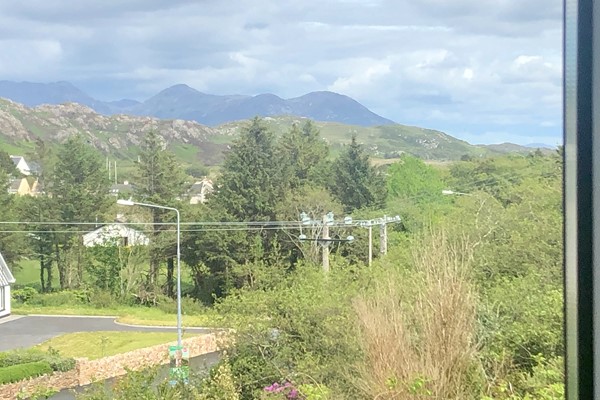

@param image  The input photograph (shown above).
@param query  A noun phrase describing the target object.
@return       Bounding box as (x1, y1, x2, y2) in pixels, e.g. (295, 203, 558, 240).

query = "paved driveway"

(0, 315, 212, 352)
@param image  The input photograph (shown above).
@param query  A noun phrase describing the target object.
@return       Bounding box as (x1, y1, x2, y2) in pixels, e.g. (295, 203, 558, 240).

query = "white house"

(10, 156, 31, 176)
(189, 178, 214, 205)
(0, 251, 16, 318)
(83, 224, 150, 247)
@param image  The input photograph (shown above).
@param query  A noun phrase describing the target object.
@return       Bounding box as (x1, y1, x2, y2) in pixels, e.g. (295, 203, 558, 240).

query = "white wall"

(0, 286, 10, 318)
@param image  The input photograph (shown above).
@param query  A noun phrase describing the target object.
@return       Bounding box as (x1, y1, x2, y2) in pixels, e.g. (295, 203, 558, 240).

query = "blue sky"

(0, 0, 562, 145)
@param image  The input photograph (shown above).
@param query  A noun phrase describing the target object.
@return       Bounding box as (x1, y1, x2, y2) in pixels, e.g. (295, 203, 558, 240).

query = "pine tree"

(212, 117, 287, 221)
(134, 131, 186, 291)
(278, 120, 329, 189)
(50, 135, 110, 288)
(329, 135, 387, 212)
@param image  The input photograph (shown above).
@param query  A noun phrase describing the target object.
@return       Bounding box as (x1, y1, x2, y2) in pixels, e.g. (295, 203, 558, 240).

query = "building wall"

(0, 285, 10, 318)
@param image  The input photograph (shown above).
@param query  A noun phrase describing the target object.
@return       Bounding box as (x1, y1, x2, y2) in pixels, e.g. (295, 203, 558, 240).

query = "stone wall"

(0, 333, 220, 400)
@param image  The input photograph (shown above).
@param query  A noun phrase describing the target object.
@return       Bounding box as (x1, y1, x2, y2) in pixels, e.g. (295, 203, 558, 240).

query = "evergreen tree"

(134, 131, 186, 291)
(50, 135, 110, 288)
(278, 120, 329, 189)
(212, 117, 287, 221)
(0, 168, 22, 265)
(329, 135, 386, 212)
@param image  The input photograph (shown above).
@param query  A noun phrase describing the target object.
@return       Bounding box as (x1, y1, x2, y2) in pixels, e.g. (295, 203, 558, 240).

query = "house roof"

(0, 251, 15, 286)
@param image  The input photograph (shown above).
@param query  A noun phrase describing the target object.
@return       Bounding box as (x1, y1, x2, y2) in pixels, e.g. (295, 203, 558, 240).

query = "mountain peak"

(0, 80, 395, 127)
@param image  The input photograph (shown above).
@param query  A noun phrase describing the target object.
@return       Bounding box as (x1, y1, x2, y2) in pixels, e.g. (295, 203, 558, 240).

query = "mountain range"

(0, 81, 394, 127)
(0, 97, 548, 170)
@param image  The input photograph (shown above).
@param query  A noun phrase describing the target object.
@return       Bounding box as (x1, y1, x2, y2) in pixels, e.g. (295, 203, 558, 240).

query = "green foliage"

(16, 386, 58, 400)
(386, 155, 445, 201)
(185, 164, 210, 178)
(50, 134, 110, 223)
(278, 121, 330, 189)
(212, 117, 287, 221)
(23, 289, 89, 307)
(213, 263, 364, 399)
(197, 360, 241, 400)
(135, 130, 187, 287)
(443, 153, 563, 393)
(76, 367, 235, 400)
(12, 286, 38, 303)
(0, 347, 75, 386)
(0, 361, 53, 385)
(329, 135, 386, 212)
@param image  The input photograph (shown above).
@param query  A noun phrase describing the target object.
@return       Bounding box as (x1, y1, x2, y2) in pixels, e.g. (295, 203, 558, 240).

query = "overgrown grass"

(35, 332, 200, 360)
(353, 231, 479, 399)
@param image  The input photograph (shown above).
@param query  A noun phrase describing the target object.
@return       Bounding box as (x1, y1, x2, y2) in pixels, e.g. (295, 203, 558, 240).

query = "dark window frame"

(564, 0, 597, 397)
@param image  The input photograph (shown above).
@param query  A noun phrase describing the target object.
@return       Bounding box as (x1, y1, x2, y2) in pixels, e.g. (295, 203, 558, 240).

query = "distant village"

(7, 155, 214, 204)
(6, 155, 214, 249)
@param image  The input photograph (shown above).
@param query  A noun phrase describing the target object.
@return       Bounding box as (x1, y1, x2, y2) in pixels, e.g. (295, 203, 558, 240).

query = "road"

(0, 315, 212, 352)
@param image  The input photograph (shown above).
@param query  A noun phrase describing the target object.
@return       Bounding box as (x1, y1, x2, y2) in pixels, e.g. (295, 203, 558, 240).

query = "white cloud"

(0, 0, 562, 144)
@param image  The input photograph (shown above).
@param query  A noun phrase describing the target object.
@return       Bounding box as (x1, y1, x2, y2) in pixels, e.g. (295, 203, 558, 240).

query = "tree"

(212, 117, 287, 221)
(0, 168, 22, 265)
(329, 135, 386, 212)
(184, 119, 290, 299)
(278, 120, 329, 189)
(50, 135, 110, 288)
(15, 195, 59, 291)
(134, 131, 186, 293)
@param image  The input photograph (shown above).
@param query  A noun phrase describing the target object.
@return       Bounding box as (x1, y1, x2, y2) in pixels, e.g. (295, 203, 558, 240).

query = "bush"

(11, 286, 39, 303)
(27, 290, 89, 307)
(0, 361, 53, 384)
(0, 348, 76, 373)
(156, 295, 208, 316)
(89, 290, 117, 309)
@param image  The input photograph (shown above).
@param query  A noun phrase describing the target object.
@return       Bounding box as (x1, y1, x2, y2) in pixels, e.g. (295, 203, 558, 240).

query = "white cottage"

(83, 224, 149, 247)
(0, 251, 16, 318)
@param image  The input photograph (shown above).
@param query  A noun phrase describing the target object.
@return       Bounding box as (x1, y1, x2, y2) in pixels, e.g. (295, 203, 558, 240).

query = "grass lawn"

(36, 331, 199, 359)
(12, 259, 60, 291)
(12, 304, 218, 328)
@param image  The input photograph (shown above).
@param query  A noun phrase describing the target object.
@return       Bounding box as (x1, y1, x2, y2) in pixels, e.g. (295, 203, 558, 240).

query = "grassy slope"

(0, 99, 535, 165)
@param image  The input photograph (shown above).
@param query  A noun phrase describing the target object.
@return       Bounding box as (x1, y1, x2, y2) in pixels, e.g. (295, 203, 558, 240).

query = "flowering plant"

(263, 381, 302, 399)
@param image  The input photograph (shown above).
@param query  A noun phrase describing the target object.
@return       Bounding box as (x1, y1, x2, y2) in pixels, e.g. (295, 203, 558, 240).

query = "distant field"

(12, 259, 59, 290)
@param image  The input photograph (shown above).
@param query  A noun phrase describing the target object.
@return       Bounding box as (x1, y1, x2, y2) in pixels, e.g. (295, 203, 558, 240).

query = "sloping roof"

(0, 251, 15, 286)
(83, 224, 149, 247)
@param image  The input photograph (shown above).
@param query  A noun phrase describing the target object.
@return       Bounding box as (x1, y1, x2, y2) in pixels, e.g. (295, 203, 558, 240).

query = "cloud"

(0, 0, 562, 145)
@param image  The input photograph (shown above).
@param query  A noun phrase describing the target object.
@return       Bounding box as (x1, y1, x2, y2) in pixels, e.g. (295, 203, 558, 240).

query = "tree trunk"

(166, 256, 174, 297)
(46, 261, 53, 291)
(148, 209, 161, 285)
(40, 256, 45, 292)
(77, 237, 83, 287)
(56, 241, 66, 290)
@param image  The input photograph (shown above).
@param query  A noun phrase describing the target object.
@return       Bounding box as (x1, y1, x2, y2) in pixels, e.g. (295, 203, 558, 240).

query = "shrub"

(89, 290, 116, 309)
(0, 361, 53, 385)
(11, 286, 39, 303)
(0, 348, 76, 373)
(27, 290, 89, 307)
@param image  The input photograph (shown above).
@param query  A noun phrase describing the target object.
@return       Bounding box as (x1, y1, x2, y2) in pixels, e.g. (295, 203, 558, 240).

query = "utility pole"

(368, 225, 373, 266)
(322, 214, 330, 273)
(380, 216, 388, 255)
(298, 212, 353, 273)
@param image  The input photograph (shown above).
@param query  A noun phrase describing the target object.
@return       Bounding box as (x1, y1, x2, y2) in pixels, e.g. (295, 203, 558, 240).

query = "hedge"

(0, 348, 76, 372)
(0, 361, 53, 385)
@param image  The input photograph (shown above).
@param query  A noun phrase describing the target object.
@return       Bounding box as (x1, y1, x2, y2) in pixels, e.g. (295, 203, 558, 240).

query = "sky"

(0, 0, 562, 145)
